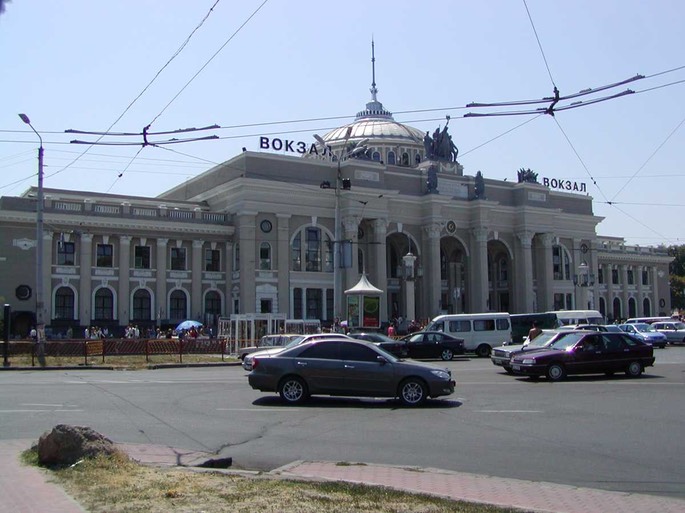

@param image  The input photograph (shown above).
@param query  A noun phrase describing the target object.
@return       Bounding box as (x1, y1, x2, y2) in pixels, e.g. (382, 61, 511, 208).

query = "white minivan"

(425, 313, 511, 357)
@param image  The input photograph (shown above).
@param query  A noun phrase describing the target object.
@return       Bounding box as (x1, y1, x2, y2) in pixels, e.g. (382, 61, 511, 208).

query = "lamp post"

(314, 135, 368, 322)
(19, 113, 46, 366)
(573, 261, 596, 310)
(403, 234, 417, 321)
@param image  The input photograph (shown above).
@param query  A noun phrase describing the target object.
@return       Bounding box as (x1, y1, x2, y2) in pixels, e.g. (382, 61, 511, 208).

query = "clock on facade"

(581, 243, 589, 253)
(446, 220, 457, 234)
(260, 220, 272, 233)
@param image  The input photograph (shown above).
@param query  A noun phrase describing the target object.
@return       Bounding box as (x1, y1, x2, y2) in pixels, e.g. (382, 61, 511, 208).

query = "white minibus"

(425, 313, 511, 357)
(547, 310, 604, 326)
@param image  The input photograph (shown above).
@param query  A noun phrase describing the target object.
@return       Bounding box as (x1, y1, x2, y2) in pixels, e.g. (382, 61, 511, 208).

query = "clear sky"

(2, 0, 683, 246)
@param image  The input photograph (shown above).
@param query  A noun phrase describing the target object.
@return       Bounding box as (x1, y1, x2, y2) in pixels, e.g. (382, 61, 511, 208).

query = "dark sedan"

(509, 331, 655, 381)
(248, 338, 455, 406)
(348, 332, 408, 357)
(401, 331, 465, 360)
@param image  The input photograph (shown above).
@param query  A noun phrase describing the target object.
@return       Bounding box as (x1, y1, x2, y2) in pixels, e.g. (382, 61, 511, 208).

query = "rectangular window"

(293, 288, 303, 318)
(96, 244, 113, 267)
(305, 228, 321, 272)
(306, 288, 322, 319)
(612, 269, 619, 284)
(627, 269, 634, 285)
(553, 293, 565, 310)
(448, 320, 471, 332)
(134, 246, 151, 269)
(57, 241, 75, 266)
(642, 269, 649, 286)
(552, 247, 562, 280)
(496, 318, 510, 330)
(474, 319, 495, 331)
(205, 248, 220, 272)
(598, 268, 604, 284)
(171, 247, 186, 270)
(259, 244, 271, 270)
(326, 289, 334, 321)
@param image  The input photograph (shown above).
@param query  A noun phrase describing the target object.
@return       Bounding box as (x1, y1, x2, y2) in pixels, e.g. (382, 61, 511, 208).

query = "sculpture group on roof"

(423, 116, 459, 163)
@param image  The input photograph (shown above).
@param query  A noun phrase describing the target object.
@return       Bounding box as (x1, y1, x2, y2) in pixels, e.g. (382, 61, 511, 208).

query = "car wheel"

(625, 361, 643, 378)
(505, 368, 515, 375)
(441, 348, 454, 361)
(278, 376, 308, 405)
(546, 363, 566, 381)
(475, 344, 491, 358)
(398, 378, 427, 407)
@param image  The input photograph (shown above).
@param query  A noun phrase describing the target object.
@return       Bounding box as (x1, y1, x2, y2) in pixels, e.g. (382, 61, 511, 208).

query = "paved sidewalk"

(3, 439, 684, 513)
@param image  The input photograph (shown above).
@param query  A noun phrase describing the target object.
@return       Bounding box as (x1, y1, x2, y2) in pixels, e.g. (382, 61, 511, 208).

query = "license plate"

(512, 364, 521, 371)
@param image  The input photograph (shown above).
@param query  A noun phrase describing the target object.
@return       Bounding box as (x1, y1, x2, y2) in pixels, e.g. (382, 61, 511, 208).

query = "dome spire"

(356, 38, 393, 121)
(370, 38, 378, 102)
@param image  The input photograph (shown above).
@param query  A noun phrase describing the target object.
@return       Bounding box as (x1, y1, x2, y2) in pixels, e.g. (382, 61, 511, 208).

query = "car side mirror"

(376, 355, 388, 365)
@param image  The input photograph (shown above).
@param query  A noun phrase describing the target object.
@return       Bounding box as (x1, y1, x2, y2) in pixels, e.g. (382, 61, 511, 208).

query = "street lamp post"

(19, 113, 46, 366)
(314, 135, 368, 323)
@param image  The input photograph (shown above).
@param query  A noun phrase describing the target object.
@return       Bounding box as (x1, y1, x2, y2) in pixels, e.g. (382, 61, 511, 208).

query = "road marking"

(475, 409, 542, 413)
(216, 408, 299, 412)
(0, 409, 83, 413)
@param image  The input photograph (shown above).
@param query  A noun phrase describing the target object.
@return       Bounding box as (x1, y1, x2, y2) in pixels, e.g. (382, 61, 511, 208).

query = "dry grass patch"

(24, 449, 527, 513)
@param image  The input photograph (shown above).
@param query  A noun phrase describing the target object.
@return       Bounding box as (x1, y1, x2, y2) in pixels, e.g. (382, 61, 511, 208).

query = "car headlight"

(430, 370, 451, 380)
(522, 358, 536, 365)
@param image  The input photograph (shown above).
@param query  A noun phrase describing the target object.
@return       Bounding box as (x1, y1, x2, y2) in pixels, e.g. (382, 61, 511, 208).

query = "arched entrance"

(487, 240, 513, 312)
(440, 237, 468, 314)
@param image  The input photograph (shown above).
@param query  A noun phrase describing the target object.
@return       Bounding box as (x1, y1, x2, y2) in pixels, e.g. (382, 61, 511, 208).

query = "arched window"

(55, 287, 75, 320)
(387, 151, 396, 165)
(401, 153, 409, 166)
(498, 257, 508, 283)
(612, 297, 622, 322)
(628, 297, 637, 318)
(643, 297, 651, 317)
(94, 288, 114, 320)
(170, 290, 187, 320)
(291, 227, 332, 272)
(259, 242, 272, 270)
(205, 291, 221, 315)
(598, 297, 606, 318)
(132, 289, 151, 320)
(372, 151, 381, 162)
(552, 245, 571, 280)
(415, 154, 421, 164)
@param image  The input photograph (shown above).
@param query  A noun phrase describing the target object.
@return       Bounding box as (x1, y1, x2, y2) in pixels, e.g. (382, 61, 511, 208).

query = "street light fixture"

(18, 113, 46, 366)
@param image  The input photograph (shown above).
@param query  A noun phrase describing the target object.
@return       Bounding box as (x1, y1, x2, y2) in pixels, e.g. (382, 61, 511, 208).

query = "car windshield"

(603, 325, 622, 332)
(366, 333, 397, 343)
(283, 336, 306, 348)
(526, 332, 558, 347)
(633, 323, 656, 333)
(548, 332, 585, 350)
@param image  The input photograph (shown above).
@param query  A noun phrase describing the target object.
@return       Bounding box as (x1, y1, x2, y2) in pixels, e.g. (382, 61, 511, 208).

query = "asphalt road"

(1, 348, 683, 499)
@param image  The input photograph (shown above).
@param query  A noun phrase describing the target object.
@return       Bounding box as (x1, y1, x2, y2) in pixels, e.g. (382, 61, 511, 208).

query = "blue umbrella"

(175, 320, 203, 331)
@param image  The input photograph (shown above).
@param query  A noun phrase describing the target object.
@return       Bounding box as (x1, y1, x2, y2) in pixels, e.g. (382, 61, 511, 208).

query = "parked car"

(238, 333, 302, 361)
(248, 338, 455, 406)
(242, 333, 352, 371)
(348, 332, 408, 357)
(558, 324, 619, 332)
(651, 321, 685, 345)
(399, 331, 465, 360)
(490, 329, 576, 373)
(509, 331, 655, 381)
(617, 323, 668, 349)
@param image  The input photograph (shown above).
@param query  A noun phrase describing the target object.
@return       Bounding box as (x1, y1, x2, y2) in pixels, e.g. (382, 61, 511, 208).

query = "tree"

(668, 245, 685, 310)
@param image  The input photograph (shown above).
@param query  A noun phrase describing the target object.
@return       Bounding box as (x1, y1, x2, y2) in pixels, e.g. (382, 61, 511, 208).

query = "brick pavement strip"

(274, 461, 685, 513)
(0, 439, 86, 513)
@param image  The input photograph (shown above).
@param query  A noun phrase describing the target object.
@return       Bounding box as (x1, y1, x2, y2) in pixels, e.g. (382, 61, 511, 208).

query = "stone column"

(78, 233, 93, 326)
(276, 215, 290, 316)
(514, 230, 535, 312)
(156, 238, 168, 324)
(621, 265, 630, 319)
(651, 266, 659, 315)
(636, 265, 644, 316)
(342, 215, 360, 291)
(41, 231, 54, 324)
(470, 227, 489, 312)
(372, 218, 388, 323)
(191, 240, 204, 320)
(118, 235, 131, 324)
(424, 223, 442, 317)
(237, 214, 256, 314)
(536, 233, 555, 312)
(225, 241, 234, 316)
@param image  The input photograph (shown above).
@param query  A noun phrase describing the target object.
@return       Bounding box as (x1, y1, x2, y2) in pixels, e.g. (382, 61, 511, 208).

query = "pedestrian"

(528, 321, 542, 341)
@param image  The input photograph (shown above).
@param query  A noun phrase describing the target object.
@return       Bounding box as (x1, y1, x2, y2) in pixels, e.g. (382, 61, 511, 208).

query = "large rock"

(37, 424, 119, 465)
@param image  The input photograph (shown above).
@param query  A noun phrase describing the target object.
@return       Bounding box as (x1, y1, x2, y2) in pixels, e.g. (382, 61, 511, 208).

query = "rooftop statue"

(517, 167, 539, 183)
(423, 116, 459, 163)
